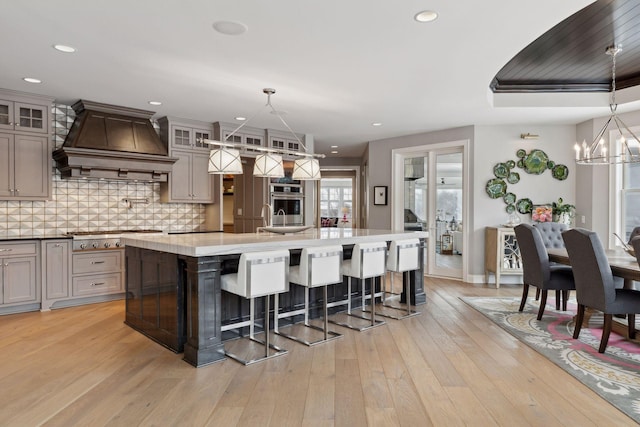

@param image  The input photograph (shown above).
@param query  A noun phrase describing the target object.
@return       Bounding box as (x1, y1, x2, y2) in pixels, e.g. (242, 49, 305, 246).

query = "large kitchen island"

(123, 228, 428, 367)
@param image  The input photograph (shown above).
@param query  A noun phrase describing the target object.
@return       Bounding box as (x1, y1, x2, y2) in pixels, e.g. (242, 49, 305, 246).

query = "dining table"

(547, 247, 640, 335)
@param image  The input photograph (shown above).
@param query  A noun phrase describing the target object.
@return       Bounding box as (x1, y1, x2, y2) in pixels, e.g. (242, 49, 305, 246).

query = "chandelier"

(206, 88, 323, 179)
(575, 45, 640, 165)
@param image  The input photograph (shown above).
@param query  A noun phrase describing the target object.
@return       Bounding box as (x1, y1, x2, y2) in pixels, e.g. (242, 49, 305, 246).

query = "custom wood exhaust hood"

(53, 100, 177, 181)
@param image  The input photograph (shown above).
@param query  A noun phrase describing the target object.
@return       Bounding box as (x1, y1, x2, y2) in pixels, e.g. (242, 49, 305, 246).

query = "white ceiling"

(2, 0, 622, 158)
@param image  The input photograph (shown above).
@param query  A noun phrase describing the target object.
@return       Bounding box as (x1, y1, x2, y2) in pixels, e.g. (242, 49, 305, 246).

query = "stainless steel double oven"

(270, 180, 303, 226)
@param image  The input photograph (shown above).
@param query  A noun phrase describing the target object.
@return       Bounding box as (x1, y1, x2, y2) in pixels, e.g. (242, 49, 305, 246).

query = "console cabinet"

(484, 226, 522, 288)
(159, 117, 214, 203)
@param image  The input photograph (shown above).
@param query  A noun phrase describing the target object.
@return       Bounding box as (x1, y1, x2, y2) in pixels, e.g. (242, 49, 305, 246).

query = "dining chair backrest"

(514, 224, 550, 287)
(631, 236, 640, 267)
(628, 227, 640, 245)
(532, 222, 567, 249)
(562, 228, 615, 311)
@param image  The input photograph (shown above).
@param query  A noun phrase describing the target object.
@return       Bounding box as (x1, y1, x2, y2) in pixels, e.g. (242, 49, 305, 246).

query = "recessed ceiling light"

(330, 145, 338, 148)
(212, 21, 248, 36)
(331, 150, 338, 154)
(53, 44, 76, 53)
(372, 122, 382, 127)
(235, 116, 247, 121)
(23, 77, 41, 84)
(148, 101, 162, 106)
(414, 10, 438, 23)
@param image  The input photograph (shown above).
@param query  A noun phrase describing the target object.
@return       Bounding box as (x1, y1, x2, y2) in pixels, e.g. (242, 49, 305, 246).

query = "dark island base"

(125, 244, 426, 367)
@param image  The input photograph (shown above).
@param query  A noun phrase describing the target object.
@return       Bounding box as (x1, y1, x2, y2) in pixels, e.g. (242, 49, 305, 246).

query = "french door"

(393, 143, 467, 280)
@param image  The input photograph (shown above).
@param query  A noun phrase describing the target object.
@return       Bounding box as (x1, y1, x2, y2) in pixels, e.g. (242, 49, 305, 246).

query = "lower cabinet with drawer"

(0, 240, 40, 314)
(41, 243, 124, 310)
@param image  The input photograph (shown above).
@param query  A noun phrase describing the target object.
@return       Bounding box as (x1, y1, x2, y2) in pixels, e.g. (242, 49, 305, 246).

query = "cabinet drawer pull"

(54, 244, 61, 247)
(91, 282, 106, 286)
(0, 248, 13, 252)
(91, 260, 105, 264)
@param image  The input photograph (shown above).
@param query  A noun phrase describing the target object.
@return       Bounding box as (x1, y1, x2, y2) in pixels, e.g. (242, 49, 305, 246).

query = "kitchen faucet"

(276, 209, 286, 227)
(261, 204, 272, 227)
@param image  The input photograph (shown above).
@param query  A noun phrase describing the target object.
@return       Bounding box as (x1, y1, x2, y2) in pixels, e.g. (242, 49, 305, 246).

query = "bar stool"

(220, 249, 290, 365)
(331, 241, 387, 331)
(379, 238, 421, 319)
(274, 245, 343, 346)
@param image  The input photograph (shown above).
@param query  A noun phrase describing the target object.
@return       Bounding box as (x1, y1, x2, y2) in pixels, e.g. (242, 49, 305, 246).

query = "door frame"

(391, 139, 470, 281)
(316, 166, 361, 228)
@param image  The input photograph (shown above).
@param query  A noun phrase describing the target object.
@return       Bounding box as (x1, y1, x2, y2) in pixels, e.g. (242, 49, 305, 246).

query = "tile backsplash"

(0, 104, 207, 237)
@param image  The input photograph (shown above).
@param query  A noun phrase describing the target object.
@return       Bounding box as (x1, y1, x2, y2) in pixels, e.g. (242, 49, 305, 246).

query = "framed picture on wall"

(374, 186, 387, 205)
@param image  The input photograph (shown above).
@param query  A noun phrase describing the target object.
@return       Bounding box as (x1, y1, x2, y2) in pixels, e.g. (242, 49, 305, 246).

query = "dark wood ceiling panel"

(492, 0, 640, 93)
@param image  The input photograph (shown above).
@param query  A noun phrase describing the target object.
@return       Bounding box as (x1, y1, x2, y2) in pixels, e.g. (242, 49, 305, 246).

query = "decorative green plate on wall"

(552, 164, 569, 180)
(507, 172, 520, 184)
(493, 163, 509, 178)
(516, 198, 533, 214)
(522, 149, 549, 174)
(503, 192, 516, 204)
(486, 179, 507, 199)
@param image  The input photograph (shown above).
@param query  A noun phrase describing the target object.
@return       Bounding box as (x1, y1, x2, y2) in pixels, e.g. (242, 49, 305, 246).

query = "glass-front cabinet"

(0, 99, 48, 134)
(484, 226, 522, 288)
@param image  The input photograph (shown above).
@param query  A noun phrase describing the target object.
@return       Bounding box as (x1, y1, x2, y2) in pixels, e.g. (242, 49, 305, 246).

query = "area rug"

(462, 297, 640, 423)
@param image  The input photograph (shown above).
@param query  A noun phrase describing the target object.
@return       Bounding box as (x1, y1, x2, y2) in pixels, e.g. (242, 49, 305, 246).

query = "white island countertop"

(122, 228, 428, 257)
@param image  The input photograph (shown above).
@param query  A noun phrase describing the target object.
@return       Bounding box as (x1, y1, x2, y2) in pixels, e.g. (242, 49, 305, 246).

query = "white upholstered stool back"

(221, 249, 290, 298)
(387, 238, 420, 273)
(343, 241, 387, 279)
(290, 245, 343, 288)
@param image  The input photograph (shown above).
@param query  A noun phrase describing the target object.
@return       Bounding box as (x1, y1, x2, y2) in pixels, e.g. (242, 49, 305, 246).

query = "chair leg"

(535, 288, 540, 301)
(573, 304, 585, 339)
(555, 290, 560, 310)
(537, 290, 548, 321)
(561, 290, 569, 311)
(628, 314, 636, 340)
(518, 284, 529, 312)
(599, 313, 613, 353)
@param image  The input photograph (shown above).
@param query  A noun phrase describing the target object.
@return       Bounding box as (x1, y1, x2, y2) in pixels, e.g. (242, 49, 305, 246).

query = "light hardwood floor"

(0, 278, 636, 426)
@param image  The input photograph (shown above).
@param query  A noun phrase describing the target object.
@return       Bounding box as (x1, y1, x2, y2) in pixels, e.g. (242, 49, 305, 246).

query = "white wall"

(472, 125, 576, 280)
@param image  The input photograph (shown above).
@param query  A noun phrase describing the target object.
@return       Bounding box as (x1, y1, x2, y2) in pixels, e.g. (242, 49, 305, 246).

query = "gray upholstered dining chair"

(563, 228, 640, 353)
(532, 222, 568, 304)
(533, 222, 568, 249)
(514, 224, 575, 320)
(628, 227, 640, 245)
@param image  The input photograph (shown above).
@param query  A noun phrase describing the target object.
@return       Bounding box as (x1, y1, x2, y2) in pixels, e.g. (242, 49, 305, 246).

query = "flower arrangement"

(551, 197, 575, 225)
(551, 197, 575, 217)
(532, 206, 553, 222)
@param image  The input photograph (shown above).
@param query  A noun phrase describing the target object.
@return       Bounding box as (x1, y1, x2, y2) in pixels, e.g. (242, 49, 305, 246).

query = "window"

(320, 178, 352, 218)
(621, 144, 640, 240)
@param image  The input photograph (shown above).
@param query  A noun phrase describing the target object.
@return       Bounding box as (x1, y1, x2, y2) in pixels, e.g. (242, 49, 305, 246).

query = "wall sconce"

(520, 133, 539, 140)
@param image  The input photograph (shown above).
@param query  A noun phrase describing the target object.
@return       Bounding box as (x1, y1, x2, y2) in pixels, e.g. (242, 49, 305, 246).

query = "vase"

(553, 213, 571, 225)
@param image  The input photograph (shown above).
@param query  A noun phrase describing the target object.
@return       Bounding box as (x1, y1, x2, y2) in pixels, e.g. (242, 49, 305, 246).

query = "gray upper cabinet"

(0, 99, 49, 134)
(0, 132, 50, 200)
(266, 129, 305, 153)
(0, 90, 53, 201)
(213, 122, 265, 155)
(158, 117, 214, 203)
